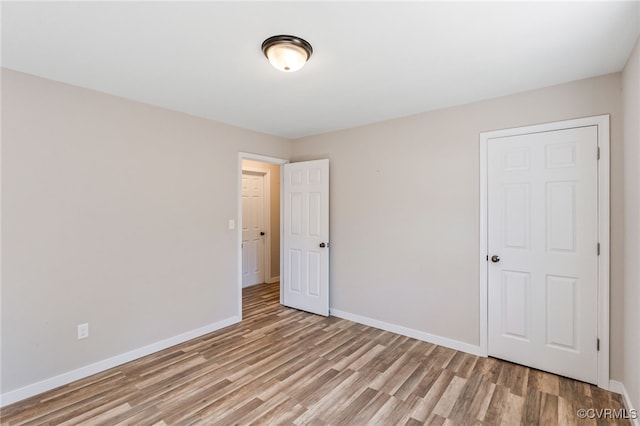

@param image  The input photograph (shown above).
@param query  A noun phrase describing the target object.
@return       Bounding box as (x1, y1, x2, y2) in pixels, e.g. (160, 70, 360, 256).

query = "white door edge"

(237, 152, 288, 319)
(479, 114, 610, 389)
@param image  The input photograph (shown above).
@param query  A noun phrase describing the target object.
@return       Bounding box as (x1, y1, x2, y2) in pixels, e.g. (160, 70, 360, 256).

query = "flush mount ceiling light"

(261, 35, 313, 72)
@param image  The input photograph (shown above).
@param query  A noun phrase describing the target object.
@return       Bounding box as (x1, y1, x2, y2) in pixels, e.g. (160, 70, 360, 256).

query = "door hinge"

(597, 147, 601, 160)
(597, 338, 600, 351)
(486, 255, 489, 261)
(597, 243, 600, 256)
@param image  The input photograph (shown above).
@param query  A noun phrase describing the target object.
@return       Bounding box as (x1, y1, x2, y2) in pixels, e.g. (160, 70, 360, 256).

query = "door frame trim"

(237, 153, 288, 319)
(479, 114, 610, 389)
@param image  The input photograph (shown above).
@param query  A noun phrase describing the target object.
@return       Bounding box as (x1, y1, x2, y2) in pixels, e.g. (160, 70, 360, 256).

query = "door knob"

(491, 255, 500, 263)
(260, 232, 265, 236)
(319, 242, 329, 248)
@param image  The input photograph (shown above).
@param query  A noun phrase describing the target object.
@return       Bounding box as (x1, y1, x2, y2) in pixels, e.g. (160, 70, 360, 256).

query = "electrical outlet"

(77, 323, 89, 340)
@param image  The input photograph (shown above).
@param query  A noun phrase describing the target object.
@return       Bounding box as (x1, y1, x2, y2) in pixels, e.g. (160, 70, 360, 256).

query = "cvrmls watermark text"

(576, 408, 638, 420)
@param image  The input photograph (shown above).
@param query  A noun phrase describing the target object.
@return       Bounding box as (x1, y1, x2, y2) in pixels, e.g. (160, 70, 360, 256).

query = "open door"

(282, 159, 329, 316)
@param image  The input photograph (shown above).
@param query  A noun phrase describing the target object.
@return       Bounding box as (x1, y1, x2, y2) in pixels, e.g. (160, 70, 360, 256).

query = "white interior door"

(242, 172, 265, 287)
(283, 159, 329, 316)
(487, 126, 599, 384)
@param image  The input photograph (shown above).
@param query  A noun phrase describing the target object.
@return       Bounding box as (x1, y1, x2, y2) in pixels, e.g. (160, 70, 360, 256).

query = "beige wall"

(291, 73, 625, 380)
(0, 69, 290, 393)
(2, 63, 636, 401)
(623, 38, 640, 411)
(242, 159, 281, 280)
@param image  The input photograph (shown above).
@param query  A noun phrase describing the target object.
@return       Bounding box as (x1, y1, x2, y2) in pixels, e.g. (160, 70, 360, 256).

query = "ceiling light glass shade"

(262, 35, 313, 72)
(265, 43, 307, 72)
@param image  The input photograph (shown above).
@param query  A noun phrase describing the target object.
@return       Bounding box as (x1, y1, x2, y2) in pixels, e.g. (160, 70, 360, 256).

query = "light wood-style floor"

(1, 282, 630, 425)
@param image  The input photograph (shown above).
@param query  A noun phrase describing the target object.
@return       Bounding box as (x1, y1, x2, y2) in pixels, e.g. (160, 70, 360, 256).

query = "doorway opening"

(237, 153, 288, 318)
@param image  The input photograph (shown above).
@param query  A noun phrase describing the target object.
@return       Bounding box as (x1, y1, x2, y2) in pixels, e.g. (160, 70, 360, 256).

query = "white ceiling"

(2, 1, 639, 139)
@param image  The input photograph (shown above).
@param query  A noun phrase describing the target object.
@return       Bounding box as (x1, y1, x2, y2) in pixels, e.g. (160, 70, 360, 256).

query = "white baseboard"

(329, 308, 483, 357)
(243, 277, 280, 287)
(609, 380, 640, 426)
(609, 380, 625, 395)
(0, 315, 241, 408)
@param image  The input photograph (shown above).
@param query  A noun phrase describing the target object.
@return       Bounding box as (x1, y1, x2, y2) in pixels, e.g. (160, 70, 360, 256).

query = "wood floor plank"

(404, 416, 424, 426)
(539, 392, 559, 426)
(444, 351, 478, 379)
(507, 362, 531, 397)
(231, 392, 289, 426)
(409, 369, 456, 422)
(393, 363, 430, 401)
(370, 350, 419, 392)
(412, 365, 445, 399)
(298, 368, 356, 408)
(431, 375, 467, 418)
(558, 396, 584, 426)
(473, 356, 504, 383)
(523, 387, 543, 425)
(425, 412, 448, 425)
(349, 391, 392, 425)
(483, 383, 511, 425)
(499, 392, 526, 426)
(292, 370, 361, 424)
(467, 378, 496, 422)
(322, 386, 377, 425)
(448, 373, 484, 424)
(367, 395, 407, 425)
(315, 370, 379, 422)
(2, 373, 129, 425)
(1, 282, 631, 425)
(247, 397, 304, 426)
